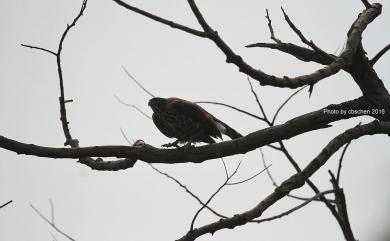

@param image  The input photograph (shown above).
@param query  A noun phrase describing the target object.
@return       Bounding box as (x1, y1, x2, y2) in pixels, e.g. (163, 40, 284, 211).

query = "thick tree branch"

(113, 0, 381, 88)
(111, 0, 207, 38)
(0, 98, 378, 166)
(186, 0, 381, 88)
(177, 120, 390, 241)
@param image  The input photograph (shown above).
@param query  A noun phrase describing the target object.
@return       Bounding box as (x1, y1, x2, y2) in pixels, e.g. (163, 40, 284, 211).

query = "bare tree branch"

(370, 43, 390, 66)
(177, 120, 388, 241)
(246, 42, 335, 65)
(253, 190, 335, 223)
(148, 164, 227, 219)
(195, 101, 265, 122)
(190, 162, 242, 231)
(112, 0, 207, 38)
(56, 0, 88, 147)
(122, 66, 155, 98)
(247, 77, 270, 124)
(31, 203, 75, 241)
(336, 141, 352, 184)
(265, 9, 281, 43)
(227, 164, 271, 186)
(280, 7, 332, 59)
(329, 171, 356, 241)
(0, 200, 12, 209)
(20, 44, 56, 56)
(0, 97, 377, 165)
(272, 86, 307, 125)
(361, 0, 372, 8)
(114, 94, 152, 120)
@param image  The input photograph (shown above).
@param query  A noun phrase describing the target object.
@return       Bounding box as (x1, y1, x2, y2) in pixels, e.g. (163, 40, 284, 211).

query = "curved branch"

(0, 98, 376, 165)
(177, 120, 390, 241)
(370, 43, 390, 66)
(184, 0, 381, 88)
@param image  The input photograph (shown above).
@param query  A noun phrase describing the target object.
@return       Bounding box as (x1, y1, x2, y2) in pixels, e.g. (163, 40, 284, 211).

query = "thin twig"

(272, 86, 307, 125)
(20, 44, 57, 56)
(56, 0, 88, 147)
(265, 9, 282, 43)
(227, 164, 271, 185)
(121, 66, 155, 98)
(0, 200, 12, 209)
(112, 0, 207, 38)
(120, 127, 226, 219)
(190, 162, 242, 231)
(50, 232, 59, 241)
(336, 141, 352, 185)
(247, 77, 270, 125)
(49, 199, 55, 225)
(253, 190, 335, 223)
(31, 204, 76, 241)
(329, 171, 356, 241)
(148, 164, 227, 219)
(280, 7, 331, 59)
(221, 158, 228, 179)
(370, 43, 390, 66)
(195, 101, 265, 123)
(114, 94, 152, 120)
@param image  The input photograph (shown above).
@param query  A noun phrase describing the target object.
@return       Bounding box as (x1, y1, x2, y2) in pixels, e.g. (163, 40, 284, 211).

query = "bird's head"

(148, 97, 168, 113)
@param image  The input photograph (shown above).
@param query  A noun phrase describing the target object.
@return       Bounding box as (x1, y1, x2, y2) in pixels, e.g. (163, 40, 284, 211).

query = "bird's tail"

(214, 118, 243, 140)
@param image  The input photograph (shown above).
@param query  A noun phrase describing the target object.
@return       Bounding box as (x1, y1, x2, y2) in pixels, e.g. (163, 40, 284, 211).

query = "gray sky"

(0, 0, 389, 240)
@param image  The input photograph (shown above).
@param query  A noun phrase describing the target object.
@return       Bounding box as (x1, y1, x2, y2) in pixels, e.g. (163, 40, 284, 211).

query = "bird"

(148, 97, 242, 148)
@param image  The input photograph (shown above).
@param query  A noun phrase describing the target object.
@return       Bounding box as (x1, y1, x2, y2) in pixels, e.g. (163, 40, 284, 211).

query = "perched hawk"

(148, 97, 242, 147)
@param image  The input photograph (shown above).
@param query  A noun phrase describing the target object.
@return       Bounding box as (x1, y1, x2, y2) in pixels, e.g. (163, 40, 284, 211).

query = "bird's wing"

(168, 98, 222, 139)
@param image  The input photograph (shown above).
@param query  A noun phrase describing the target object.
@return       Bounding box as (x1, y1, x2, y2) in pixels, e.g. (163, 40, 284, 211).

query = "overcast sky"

(0, 0, 389, 241)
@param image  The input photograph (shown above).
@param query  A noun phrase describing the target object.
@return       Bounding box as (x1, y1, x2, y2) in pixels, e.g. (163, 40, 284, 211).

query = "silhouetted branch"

(0, 200, 12, 209)
(31, 203, 75, 241)
(227, 164, 271, 185)
(247, 77, 270, 125)
(265, 9, 281, 43)
(190, 162, 242, 231)
(361, 0, 372, 8)
(0, 98, 377, 165)
(253, 190, 335, 223)
(149, 164, 227, 219)
(196, 101, 264, 122)
(114, 95, 151, 120)
(370, 43, 390, 66)
(20, 44, 56, 56)
(272, 86, 307, 124)
(122, 66, 155, 98)
(112, 0, 207, 38)
(177, 120, 386, 241)
(329, 171, 356, 241)
(280, 7, 331, 59)
(246, 42, 335, 64)
(336, 141, 352, 184)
